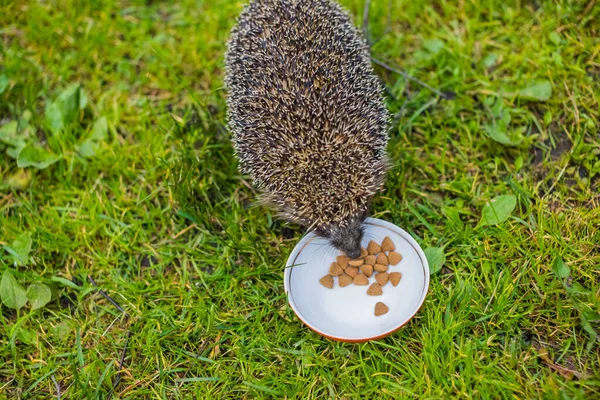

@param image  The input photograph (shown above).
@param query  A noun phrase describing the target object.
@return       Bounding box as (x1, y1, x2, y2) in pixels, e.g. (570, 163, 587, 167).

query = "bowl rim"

(283, 217, 430, 342)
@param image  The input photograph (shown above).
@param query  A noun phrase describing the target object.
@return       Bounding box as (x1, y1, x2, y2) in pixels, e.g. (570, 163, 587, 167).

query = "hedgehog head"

(315, 211, 366, 259)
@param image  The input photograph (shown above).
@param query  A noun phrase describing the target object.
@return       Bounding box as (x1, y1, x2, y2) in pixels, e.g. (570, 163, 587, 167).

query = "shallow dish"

(284, 217, 430, 342)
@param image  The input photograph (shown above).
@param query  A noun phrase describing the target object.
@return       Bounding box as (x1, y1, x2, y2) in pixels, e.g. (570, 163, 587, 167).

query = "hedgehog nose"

(347, 249, 361, 259)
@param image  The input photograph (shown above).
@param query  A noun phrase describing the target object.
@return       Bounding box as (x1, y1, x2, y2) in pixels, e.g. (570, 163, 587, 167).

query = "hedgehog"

(225, 0, 390, 259)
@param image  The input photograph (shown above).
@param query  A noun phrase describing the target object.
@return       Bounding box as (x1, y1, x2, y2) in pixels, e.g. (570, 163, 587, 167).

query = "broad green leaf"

(484, 124, 524, 146)
(0, 269, 28, 310)
(27, 282, 52, 310)
(79, 88, 88, 110)
(0, 121, 23, 148)
(518, 80, 552, 102)
(56, 83, 82, 123)
(16, 327, 37, 345)
(6, 143, 26, 160)
(549, 32, 561, 45)
(45, 101, 64, 134)
(77, 117, 108, 158)
(77, 140, 98, 158)
(482, 54, 498, 69)
(424, 247, 446, 275)
(4, 169, 32, 190)
(480, 195, 517, 226)
(0, 74, 8, 94)
(51, 321, 72, 339)
(45, 83, 86, 134)
(552, 257, 570, 279)
(566, 282, 590, 295)
(423, 38, 444, 55)
(9, 233, 32, 265)
(17, 143, 61, 169)
(90, 117, 108, 140)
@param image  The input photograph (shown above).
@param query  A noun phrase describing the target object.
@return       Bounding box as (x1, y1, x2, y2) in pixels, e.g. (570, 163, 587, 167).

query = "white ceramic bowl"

(284, 217, 430, 342)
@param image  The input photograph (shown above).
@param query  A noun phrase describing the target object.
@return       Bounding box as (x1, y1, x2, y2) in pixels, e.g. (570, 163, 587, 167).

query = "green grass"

(1, 0, 599, 398)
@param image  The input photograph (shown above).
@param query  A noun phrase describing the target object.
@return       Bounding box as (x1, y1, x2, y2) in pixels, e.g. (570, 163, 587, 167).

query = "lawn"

(1, 0, 599, 398)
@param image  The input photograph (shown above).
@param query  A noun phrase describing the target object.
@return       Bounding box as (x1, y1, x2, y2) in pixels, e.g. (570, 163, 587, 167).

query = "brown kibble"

(353, 273, 369, 285)
(389, 272, 402, 286)
(337, 255, 350, 269)
(374, 264, 388, 272)
(376, 253, 389, 266)
(345, 266, 359, 278)
(375, 272, 389, 286)
(360, 264, 374, 277)
(364, 255, 376, 265)
(374, 302, 389, 316)
(348, 259, 364, 267)
(359, 248, 368, 258)
(339, 274, 353, 287)
(367, 240, 382, 255)
(367, 283, 383, 296)
(381, 236, 395, 252)
(388, 251, 402, 265)
(329, 262, 344, 276)
(319, 275, 334, 288)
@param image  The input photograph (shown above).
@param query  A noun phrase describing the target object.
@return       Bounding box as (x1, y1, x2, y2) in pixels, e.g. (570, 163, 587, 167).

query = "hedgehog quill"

(225, 0, 390, 259)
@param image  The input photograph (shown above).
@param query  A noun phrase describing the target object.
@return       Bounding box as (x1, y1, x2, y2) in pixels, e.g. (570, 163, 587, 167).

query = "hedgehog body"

(225, 0, 390, 258)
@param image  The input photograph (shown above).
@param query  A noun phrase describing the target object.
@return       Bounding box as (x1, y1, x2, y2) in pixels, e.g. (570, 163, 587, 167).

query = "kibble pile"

(319, 236, 402, 317)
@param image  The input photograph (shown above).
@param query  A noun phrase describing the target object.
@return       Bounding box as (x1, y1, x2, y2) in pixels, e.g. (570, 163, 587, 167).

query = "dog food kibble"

(389, 272, 402, 286)
(319, 275, 334, 288)
(329, 262, 344, 276)
(374, 302, 389, 316)
(348, 259, 364, 267)
(367, 282, 383, 296)
(338, 274, 353, 287)
(375, 272, 389, 286)
(381, 236, 395, 252)
(376, 253, 389, 266)
(353, 273, 369, 285)
(374, 263, 388, 273)
(388, 251, 402, 265)
(360, 264, 374, 277)
(345, 266, 359, 278)
(367, 240, 382, 255)
(364, 255, 376, 266)
(319, 237, 405, 315)
(337, 255, 350, 269)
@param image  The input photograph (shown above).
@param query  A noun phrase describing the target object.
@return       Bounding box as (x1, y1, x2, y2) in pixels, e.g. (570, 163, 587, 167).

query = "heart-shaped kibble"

(329, 262, 344, 276)
(374, 302, 389, 316)
(374, 264, 388, 273)
(336, 255, 350, 269)
(375, 272, 389, 286)
(367, 240, 382, 255)
(364, 255, 376, 266)
(359, 248, 368, 258)
(360, 264, 374, 277)
(348, 259, 364, 267)
(381, 236, 395, 252)
(338, 274, 353, 287)
(345, 266, 359, 278)
(388, 251, 402, 265)
(389, 272, 402, 286)
(376, 253, 389, 266)
(367, 282, 383, 296)
(319, 275, 334, 288)
(353, 273, 369, 285)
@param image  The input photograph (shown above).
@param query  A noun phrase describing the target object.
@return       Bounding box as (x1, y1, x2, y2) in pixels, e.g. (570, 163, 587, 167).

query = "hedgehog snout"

(329, 227, 363, 259)
(319, 216, 365, 259)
